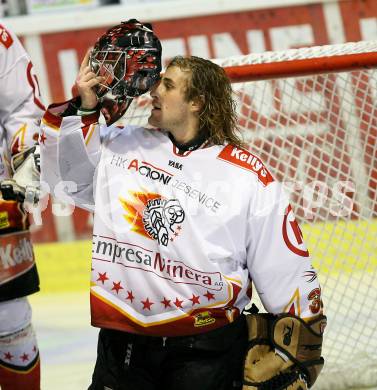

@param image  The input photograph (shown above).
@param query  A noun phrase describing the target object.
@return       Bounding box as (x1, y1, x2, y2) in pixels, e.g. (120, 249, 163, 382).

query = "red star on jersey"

(288, 303, 296, 315)
(189, 294, 200, 306)
(161, 297, 171, 308)
(97, 272, 109, 284)
(203, 291, 215, 301)
(126, 290, 135, 303)
(111, 281, 124, 294)
(4, 352, 13, 361)
(39, 131, 47, 145)
(141, 298, 154, 310)
(20, 353, 29, 362)
(174, 297, 184, 308)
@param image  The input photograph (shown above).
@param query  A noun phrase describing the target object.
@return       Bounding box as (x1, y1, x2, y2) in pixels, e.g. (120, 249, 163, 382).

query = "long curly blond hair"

(167, 56, 244, 147)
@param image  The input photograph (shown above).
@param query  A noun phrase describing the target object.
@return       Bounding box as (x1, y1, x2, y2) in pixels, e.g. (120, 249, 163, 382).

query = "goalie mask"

(90, 19, 162, 101)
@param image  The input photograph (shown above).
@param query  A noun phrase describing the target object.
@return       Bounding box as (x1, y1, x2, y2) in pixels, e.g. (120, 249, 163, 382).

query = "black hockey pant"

(88, 315, 247, 390)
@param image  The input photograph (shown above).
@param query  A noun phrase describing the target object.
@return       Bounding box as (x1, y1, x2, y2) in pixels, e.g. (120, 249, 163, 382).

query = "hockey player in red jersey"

(40, 19, 325, 390)
(0, 23, 44, 390)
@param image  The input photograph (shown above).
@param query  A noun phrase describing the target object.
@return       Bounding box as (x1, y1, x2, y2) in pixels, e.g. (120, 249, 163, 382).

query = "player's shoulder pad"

(217, 144, 274, 186)
(132, 126, 166, 141)
(0, 24, 14, 49)
(102, 124, 152, 144)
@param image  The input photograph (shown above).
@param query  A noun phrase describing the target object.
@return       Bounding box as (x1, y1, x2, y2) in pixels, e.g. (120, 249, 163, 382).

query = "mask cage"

(90, 49, 126, 98)
(90, 47, 161, 99)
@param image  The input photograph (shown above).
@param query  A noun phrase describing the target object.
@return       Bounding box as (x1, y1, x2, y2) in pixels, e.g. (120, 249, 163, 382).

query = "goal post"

(123, 41, 377, 389)
(223, 42, 377, 81)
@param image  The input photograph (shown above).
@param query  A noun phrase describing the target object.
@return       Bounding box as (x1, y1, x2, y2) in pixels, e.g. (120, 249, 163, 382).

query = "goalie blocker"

(243, 308, 326, 390)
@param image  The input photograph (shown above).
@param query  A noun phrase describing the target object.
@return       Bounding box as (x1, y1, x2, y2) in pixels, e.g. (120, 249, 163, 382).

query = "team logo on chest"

(120, 191, 185, 246)
(143, 198, 185, 246)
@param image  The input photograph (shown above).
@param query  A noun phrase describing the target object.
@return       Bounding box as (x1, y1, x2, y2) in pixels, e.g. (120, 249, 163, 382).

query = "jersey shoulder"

(217, 144, 274, 187)
(103, 124, 166, 146)
(0, 24, 27, 76)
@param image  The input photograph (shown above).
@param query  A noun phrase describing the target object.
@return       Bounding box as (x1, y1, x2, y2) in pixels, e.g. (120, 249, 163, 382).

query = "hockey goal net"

(123, 41, 377, 389)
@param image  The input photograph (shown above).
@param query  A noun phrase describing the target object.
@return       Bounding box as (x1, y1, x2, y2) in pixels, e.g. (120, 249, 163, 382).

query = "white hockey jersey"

(0, 23, 44, 296)
(0, 24, 44, 168)
(40, 108, 323, 336)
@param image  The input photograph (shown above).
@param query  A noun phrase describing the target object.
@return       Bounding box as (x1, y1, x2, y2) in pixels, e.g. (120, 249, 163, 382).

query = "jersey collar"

(168, 130, 209, 155)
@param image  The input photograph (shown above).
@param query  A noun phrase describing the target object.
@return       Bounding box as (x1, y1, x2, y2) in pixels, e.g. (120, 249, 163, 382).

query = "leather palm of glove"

(0, 145, 41, 206)
(243, 310, 326, 390)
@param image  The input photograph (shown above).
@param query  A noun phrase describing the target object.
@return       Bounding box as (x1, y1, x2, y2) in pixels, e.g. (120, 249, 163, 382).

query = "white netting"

(230, 70, 377, 390)
(122, 41, 377, 389)
(217, 40, 377, 66)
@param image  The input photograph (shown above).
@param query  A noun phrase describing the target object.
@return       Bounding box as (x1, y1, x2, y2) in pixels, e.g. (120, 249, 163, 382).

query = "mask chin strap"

(100, 96, 134, 126)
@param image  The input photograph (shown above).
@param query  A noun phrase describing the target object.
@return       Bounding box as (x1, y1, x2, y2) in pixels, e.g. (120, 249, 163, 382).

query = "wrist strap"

(77, 107, 98, 116)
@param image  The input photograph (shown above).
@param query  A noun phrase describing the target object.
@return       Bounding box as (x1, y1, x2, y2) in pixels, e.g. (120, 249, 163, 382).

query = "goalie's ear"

(190, 94, 204, 114)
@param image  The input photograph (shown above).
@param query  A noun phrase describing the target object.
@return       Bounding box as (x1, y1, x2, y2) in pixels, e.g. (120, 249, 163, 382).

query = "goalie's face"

(149, 66, 200, 136)
(89, 46, 161, 99)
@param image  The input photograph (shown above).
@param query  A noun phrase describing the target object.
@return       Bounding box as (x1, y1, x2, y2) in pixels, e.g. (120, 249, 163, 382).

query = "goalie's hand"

(76, 49, 103, 110)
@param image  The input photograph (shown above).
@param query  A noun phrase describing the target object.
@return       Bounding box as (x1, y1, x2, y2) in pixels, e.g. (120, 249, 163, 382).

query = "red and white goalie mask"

(90, 19, 162, 101)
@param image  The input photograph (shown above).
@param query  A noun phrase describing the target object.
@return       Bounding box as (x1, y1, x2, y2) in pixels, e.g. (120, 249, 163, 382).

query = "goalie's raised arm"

(39, 19, 163, 210)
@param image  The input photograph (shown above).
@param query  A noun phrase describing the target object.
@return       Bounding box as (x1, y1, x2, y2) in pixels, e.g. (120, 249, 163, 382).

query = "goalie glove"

(0, 145, 41, 206)
(243, 311, 326, 390)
